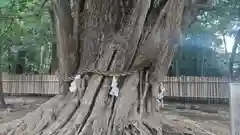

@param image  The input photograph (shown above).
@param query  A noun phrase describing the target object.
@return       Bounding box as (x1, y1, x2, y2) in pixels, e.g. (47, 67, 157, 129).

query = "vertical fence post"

(230, 83, 240, 135)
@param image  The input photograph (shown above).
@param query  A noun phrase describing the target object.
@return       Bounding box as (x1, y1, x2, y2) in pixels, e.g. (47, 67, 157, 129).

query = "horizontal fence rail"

(0, 73, 232, 101)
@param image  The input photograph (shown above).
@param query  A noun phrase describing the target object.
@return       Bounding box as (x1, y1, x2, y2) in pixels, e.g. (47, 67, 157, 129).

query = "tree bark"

(49, 43, 58, 74)
(222, 34, 230, 76)
(49, 7, 59, 74)
(53, 0, 78, 94)
(0, 0, 209, 134)
(0, 72, 6, 109)
(229, 30, 240, 78)
(15, 50, 26, 74)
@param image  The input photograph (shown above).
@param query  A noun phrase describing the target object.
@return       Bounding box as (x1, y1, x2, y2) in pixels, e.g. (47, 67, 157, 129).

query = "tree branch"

(41, 0, 49, 9)
(0, 18, 13, 37)
(195, 4, 214, 10)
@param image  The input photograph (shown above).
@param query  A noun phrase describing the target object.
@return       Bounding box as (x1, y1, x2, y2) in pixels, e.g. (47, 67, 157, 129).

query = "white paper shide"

(69, 75, 81, 92)
(110, 76, 119, 97)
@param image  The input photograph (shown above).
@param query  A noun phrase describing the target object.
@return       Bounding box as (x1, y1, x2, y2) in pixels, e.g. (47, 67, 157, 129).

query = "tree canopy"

(169, 0, 240, 77)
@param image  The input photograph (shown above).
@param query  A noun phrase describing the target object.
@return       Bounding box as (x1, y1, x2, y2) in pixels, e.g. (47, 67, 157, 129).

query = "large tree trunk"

(0, 0, 209, 134)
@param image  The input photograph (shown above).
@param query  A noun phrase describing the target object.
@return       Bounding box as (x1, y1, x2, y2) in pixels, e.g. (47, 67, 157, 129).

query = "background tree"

(0, 0, 53, 74)
(169, 0, 240, 77)
(0, 73, 6, 108)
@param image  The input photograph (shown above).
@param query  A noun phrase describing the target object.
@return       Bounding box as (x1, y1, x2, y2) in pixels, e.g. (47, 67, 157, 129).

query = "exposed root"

(73, 75, 104, 134)
(79, 79, 111, 135)
(111, 73, 139, 133)
(55, 75, 104, 135)
(0, 74, 186, 135)
(0, 95, 63, 134)
(140, 70, 149, 119)
(28, 108, 56, 135)
(5, 129, 15, 135)
(40, 92, 80, 135)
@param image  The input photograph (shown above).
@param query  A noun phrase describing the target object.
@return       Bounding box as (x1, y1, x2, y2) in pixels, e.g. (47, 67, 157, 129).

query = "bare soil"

(0, 96, 49, 124)
(160, 103, 230, 134)
(0, 97, 230, 134)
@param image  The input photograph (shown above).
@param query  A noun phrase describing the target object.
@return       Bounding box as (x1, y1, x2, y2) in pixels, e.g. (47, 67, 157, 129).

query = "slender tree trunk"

(175, 46, 181, 76)
(15, 50, 26, 74)
(201, 49, 204, 76)
(222, 34, 230, 76)
(49, 43, 58, 74)
(49, 7, 59, 74)
(230, 30, 240, 78)
(222, 34, 228, 58)
(0, 72, 6, 109)
(0, 42, 6, 109)
(0, 0, 209, 134)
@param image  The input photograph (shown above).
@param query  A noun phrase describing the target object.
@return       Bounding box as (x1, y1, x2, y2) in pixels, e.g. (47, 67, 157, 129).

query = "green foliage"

(187, 0, 240, 36)
(0, 0, 52, 73)
(169, 37, 228, 77)
(170, 0, 240, 77)
(0, 0, 10, 8)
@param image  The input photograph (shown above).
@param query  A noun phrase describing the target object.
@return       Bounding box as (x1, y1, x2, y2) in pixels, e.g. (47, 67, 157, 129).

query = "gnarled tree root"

(0, 74, 186, 135)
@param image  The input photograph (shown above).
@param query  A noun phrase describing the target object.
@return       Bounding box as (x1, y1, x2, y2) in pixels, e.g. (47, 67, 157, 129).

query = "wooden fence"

(1, 73, 60, 95)
(162, 76, 231, 103)
(1, 73, 232, 100)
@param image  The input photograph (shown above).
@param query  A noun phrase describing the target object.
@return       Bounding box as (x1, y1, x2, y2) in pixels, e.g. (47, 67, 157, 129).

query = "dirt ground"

(0, 96, 49, 124)
(0, 96, 230, 134)
(160, 103, 230, 135)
